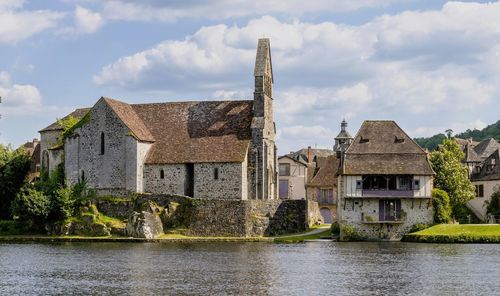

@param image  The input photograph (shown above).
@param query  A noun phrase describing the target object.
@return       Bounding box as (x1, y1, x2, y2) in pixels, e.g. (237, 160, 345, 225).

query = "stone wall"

(144, 162, 247, 200)
(143, 164, 187, 195)
(40, 130, 62, 174)
(194, 162, 245, 200)
(65, 99, 141, 195)
(98, 194, 321, 237)
(339, 198, 434, 240)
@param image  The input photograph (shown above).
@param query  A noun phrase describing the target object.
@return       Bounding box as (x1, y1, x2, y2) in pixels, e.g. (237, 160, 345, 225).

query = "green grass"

(99, 215, 126, 229)
(274, 228, 331, 243)
(403, 224, 500, 243)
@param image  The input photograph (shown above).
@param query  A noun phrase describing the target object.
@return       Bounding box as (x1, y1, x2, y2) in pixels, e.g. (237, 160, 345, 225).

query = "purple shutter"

(279, 180, 288, 199)
(379, 200, 384, 221)
(396, 200, 402, 220)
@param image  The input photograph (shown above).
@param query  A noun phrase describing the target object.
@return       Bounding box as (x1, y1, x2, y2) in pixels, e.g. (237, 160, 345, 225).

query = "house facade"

(278, 155, 308, 200)
(467, 149, 500, 221)
(337, 120, 434, 240)
(40, 38, 278, 200)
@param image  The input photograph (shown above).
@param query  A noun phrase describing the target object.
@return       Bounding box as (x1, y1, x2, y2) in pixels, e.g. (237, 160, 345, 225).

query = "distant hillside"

(414, 120, 500, 151)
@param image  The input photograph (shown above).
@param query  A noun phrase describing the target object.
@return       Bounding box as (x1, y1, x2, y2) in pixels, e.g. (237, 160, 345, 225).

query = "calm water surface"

(1, 241, 499, 295)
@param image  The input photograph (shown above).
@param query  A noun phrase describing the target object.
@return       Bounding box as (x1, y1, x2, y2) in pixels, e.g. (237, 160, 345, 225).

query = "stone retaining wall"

(93, 194, 321, 237)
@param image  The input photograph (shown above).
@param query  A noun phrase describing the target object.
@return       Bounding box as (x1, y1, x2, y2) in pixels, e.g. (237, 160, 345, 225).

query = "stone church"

(39, 39, 278, 200)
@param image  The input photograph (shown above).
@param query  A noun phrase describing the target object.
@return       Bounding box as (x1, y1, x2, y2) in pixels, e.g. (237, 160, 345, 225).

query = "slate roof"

(471, 149, 500, 181)
(287, 148, 334, 163)
(307, 156, 340, 187)
(131, 100, 253, 164)
(39, 108, 90, 132)
(473, 138, 500, 159)
(343, 120, 434, 175)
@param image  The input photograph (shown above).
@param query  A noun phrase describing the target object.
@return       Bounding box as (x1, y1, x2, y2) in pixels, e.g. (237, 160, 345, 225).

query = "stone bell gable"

(249, 38, 278, 200)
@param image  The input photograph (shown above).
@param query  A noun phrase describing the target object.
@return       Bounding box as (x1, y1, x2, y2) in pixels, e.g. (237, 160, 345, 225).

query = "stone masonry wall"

(340, 198, 434, 240)
(143, 164, 187, 195)
(113, 194, 321, 237)
(65, 99, 137, 195)
(194, 162, 245, 200)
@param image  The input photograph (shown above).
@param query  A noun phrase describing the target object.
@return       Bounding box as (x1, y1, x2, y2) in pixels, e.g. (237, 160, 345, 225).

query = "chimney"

(307, 146, 312, 164)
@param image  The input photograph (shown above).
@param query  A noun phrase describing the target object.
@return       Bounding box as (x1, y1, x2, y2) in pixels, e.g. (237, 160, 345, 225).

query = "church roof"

(39, 108, 91, 132)
(131, 100, 253, 164)
(102, 97, 155, 142)
(343, 120, 434, 175)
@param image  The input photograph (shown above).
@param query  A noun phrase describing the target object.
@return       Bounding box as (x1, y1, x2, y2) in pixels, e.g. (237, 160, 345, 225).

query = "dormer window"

(360, 136, 369, 143)
(394, 136, 405, 143)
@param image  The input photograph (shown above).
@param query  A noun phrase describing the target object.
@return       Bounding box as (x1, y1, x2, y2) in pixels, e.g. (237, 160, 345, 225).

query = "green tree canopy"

(432, 188, 452, 223)
(0, 144, 31, 219)
(429, 138, 475, 218)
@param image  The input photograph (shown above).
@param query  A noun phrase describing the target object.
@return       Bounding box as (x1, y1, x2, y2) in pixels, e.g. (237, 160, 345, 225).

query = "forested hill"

(414, 120, 500, 151)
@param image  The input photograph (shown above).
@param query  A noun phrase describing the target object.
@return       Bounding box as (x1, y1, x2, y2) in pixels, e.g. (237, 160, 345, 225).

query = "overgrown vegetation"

(429, 138, 476, 220)
(340, 224, 365, 241)
(486, 189, 500, 216)
(432, 188, 452, 223)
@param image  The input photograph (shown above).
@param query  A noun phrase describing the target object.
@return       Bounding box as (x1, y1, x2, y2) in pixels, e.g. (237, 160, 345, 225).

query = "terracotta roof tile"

(307, 156, 340, 187)
(102, 97, 155, 142)
(344, 121, 434, 175)
(131, 100, 253, 164)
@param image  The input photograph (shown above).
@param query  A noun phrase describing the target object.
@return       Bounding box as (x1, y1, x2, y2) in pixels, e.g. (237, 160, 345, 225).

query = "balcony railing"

(362, 189, 414, 198)
(318, 198, 336, 205)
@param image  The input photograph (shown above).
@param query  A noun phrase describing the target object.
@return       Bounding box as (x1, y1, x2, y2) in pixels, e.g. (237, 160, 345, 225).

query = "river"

(0, 242, 499, 295)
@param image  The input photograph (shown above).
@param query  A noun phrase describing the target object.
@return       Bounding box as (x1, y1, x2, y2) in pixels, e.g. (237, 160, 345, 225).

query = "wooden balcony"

(362, 189, 414, 198)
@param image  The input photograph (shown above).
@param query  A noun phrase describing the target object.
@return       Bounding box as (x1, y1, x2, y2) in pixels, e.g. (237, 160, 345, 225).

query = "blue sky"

(0, 0, 499, 154)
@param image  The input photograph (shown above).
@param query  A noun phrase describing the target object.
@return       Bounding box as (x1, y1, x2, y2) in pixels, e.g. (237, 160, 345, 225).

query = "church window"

(214, 168, 219, 180)
(100, 132, 105, 155)
(160, 169, 164, 179)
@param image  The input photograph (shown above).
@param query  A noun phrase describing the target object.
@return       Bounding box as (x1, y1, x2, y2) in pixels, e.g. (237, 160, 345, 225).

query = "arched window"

(214, 168, 219, 180)
(160, 169, 164, 179)
(100, 132, 105, 155)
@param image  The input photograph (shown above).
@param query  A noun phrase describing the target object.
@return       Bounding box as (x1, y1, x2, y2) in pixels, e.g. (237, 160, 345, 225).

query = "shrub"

(11, 185, 51, 226)
(409, 223, 430, 233)
(487, 189, 500, 215)
(330, 221, 340, 235)
(49, 187, 76, 221)
(432, 188, 452, 223)
(340, 224, 365, 241)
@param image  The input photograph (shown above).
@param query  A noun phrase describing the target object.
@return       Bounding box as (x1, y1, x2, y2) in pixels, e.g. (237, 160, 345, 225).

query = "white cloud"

(74, 6, 104, 34)
(101, 0, 402, 22)
(0, 1, 64, 43)
(0, 71, 42, 115)
(92, 2, 500, 152)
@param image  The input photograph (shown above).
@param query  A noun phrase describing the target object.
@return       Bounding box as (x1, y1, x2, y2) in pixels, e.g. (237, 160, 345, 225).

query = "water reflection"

(1, 242, 500, 295)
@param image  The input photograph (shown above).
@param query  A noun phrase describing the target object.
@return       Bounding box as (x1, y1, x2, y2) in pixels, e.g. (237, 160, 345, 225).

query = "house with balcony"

(337, 120, 434, 240)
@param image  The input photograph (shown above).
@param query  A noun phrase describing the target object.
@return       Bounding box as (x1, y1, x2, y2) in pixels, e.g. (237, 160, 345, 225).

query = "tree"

(429, 138, 475, 218)
(0, 145, 31, 219)
(486, 188, 500, 216)
(11, 184, 51, 226)
(432, 188, 452, 223)
(445, 129, 453, 138)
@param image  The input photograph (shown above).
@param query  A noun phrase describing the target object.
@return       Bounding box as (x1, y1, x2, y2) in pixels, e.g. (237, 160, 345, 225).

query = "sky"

(0, 0, 499, 155)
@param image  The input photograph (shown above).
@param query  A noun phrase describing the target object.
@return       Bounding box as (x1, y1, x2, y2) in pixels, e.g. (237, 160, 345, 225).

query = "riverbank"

(0, 225, 332, 243)
(402, 224, 500, 243)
